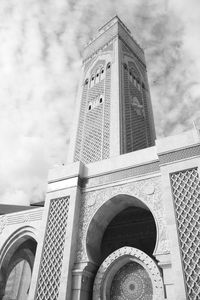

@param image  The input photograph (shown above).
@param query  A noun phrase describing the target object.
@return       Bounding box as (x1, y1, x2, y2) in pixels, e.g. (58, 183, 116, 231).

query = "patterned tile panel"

(35, 196, 69, 300)
(171, 168, 200, 299)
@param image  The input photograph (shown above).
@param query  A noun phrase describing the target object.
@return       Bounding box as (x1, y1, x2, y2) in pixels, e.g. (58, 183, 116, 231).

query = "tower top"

(98, 15, 131, 35)
(83, 15, 144, 63)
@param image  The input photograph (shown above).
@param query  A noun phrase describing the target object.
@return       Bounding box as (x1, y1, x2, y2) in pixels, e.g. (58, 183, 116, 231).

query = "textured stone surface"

(35, 197, 69, 300)
(171, 168, 200, 300)
(76, 176, 169, 263)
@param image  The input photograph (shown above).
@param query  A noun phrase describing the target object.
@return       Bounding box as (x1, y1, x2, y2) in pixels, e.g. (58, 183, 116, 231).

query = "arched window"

(123, 63, 127, 70)
(99, 94, 104, 104)
(137, 79, 141, 90)
(84, 78, 88, 86)
(88, 102, 92, 110)
(100, 68, 105, 80)
(0, 238, 37, 300)
(90, 74, 95, 88)
(107, 62, 111, 69)
(129, 70, 133, 82)
(96, 68, 100, 83)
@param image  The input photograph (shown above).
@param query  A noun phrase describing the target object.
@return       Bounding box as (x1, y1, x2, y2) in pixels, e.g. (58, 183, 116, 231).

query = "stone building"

(0, 16, 200, 300)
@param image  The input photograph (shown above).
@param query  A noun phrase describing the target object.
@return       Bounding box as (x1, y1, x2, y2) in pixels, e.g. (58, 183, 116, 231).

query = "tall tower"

(68, 16, 156, 164)
(2, 15, 199, 300)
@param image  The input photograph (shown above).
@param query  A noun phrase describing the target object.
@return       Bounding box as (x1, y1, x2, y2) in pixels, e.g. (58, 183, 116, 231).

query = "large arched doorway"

(86, 194, 157, 265)
(85, 194, 163, 299)
(0, 236, 37, 300)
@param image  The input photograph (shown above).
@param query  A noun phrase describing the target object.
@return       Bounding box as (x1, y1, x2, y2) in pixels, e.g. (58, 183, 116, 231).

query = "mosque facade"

(0, 16, 199, 300)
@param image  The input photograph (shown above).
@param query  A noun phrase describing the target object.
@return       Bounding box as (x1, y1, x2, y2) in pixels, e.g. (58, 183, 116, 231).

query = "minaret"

(68, 16, 156, 164)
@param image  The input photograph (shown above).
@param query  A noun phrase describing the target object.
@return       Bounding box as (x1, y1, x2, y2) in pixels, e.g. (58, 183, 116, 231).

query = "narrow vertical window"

(99, 94, 104, 103)
(123, 63, 127, 70)
(100, 68, 105, 80)
(129, 71, 133, 82)
(137, 79, 140, 90)
(133, 76, 137, 86)
(96, 68, 100, 83)
(90, 75, 95, 88)
(107, 62, 111, 69)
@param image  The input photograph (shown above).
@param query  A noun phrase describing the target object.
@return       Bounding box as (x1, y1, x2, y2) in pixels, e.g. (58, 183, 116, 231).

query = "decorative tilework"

(171, 169, 200, 299)
(111, 262, 153, 300)
(35, 197, 69, 300)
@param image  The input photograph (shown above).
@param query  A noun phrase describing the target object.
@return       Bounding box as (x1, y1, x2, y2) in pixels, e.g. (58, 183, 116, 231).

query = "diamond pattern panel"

(171, 169, 200, 299)
(35, 196, 70, 300)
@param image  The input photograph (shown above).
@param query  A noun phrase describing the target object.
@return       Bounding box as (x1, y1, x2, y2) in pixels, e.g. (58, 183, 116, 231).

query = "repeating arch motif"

(93, 247, 164, 300)
(0, 226, 37, 268)
(0, 226, 37, 300)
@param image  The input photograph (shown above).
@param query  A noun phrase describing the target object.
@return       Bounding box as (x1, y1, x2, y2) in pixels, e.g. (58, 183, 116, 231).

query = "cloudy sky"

(0, 0, 200, 205)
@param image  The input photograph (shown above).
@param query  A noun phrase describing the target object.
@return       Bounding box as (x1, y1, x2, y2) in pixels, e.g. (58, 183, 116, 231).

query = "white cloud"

(0, 0, 199, 205)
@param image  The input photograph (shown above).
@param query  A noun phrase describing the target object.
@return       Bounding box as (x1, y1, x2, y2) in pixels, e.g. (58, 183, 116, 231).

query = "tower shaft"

(68, 16, 156, 164)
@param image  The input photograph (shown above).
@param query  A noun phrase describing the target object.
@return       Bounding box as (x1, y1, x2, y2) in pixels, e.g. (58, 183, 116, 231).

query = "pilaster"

(28, 162, 85, 300)
(157, 131, 200, 300)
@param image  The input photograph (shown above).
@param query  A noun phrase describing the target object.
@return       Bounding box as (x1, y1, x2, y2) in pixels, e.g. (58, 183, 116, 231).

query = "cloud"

(0, 0, 200, 205)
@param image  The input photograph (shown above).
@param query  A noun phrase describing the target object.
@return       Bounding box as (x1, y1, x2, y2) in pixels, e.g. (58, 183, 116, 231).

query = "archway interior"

(3, 260, 31, 300)
(2, 238, 37, 300)
(86, 195, 156, 265)
(101, 206, 156, 262)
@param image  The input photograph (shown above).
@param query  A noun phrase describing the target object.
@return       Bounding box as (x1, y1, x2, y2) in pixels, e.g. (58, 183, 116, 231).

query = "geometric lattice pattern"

(74, 61, 111, 164)
(171, 169, 200, 299)
(121, 45, 155, 151)
(102, 64, 111, 159)
(110, 262, 153, 300)
(121, 57, 152, 154)
(35, 196, 70, 300)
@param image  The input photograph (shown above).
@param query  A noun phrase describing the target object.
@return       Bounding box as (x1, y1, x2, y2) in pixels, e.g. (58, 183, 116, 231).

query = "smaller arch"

(106, 62, 111, 69)
(100, 67, 105, 80)
(88, 102, 92, 111)
(90, 74, 95, 88)
(84, 78, 89, 86)
(0, 227, 37, 300)
(96, 68, 100, 83)
(0, 226, 37, 266)
(123, 63, 127, 70)
(93, 247, 164, 300)
(99, 94, 104, 104)
(4, 259, 31, 300)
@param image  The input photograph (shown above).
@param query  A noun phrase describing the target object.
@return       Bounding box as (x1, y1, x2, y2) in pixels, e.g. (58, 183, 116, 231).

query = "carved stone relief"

(0, 209, 43, 235)
(83, 37, 117, 67)
(93, 246, 164, 300)
(76, 176, 169, 263)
